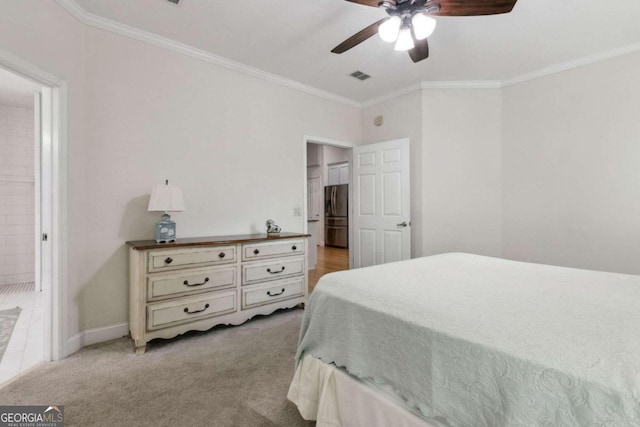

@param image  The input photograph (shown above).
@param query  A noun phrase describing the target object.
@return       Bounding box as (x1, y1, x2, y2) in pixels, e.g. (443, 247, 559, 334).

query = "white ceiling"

(72, 0, 640, 103)
(0, 68, 40, 108)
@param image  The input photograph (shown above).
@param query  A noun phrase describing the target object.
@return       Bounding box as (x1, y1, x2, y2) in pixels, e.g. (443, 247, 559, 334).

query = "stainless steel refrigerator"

(325, 184, 348, 248)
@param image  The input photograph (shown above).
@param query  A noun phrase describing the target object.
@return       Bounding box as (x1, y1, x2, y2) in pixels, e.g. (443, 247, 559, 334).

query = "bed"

(287, 253, 640, 426)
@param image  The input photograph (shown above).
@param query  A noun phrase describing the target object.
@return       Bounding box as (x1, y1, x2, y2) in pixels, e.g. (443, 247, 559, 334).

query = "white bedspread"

(289, 354, 435, 427)
(294, 253, 640, 426)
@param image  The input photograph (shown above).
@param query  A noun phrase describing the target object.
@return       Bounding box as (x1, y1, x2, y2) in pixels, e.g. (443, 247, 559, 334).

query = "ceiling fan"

(332, 0, 519, 63)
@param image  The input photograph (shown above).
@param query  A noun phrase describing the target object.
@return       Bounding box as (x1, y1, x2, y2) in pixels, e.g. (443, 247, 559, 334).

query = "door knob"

(397, 221, 409, 227)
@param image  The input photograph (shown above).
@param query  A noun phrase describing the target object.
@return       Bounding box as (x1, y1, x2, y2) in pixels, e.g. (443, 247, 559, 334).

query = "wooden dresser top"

(126, 232, 310, 250)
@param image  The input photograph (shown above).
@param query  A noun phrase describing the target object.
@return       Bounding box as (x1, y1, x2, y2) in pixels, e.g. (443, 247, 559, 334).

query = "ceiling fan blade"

(430, 0, 518, 16)
(331, 18, 387, 54)
(408, 31, 429, 63)
(344, 0, 396, 7)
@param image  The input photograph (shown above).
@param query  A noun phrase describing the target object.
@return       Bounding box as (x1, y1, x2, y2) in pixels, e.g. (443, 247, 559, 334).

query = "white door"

(352, 139, 410, 268)
(307, 177, 321, 220)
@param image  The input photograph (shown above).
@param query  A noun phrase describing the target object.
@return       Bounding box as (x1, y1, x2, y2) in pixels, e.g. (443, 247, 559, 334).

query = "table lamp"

(148, 180, 185, 243)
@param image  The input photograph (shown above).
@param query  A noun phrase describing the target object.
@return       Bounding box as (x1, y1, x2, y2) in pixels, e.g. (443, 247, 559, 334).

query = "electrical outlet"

(293, 207, 302, 217)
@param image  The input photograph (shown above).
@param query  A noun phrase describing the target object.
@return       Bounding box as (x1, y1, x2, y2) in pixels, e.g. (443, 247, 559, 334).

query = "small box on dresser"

(126, 232, 309, 354)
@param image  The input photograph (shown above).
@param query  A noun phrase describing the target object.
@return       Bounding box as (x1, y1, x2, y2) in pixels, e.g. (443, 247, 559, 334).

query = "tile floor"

(0, 290, 44, 384)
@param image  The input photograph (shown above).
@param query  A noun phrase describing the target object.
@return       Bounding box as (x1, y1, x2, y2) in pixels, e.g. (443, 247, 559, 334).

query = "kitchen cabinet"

(328, 163, 349, 185)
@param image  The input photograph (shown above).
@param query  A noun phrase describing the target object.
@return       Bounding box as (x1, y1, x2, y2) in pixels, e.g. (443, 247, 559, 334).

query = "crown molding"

(54, 0, 360, 108)
(55, 0, 640, 110)
(360, 84, 422, 108)
(360, 81, 501, 108)
(502, 42, 640, 87)
(361, 42, 640, 107)
(421, 80, 502, 89)
(55, 0, 86, 18)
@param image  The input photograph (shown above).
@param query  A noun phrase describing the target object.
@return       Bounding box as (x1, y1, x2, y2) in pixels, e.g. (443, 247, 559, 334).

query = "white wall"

(78, 27, 360, 331)
(361, 53, 640, 274)
(0, 103, 35, 286)
(362, 88, 503, 259)
(502, 52, 640, 274)
(362, 54, 640, 275)
(362, 91, 424, 256)
(0, 1, 361, 348)
(421, 89, 503, 257)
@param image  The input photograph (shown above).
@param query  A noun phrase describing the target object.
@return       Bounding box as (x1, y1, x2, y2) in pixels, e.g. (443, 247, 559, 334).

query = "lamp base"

(155, 213, 177, 243)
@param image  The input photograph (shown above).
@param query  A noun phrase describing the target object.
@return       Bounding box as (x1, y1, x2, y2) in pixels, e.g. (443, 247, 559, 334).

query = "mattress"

(291, 253, 640, 426)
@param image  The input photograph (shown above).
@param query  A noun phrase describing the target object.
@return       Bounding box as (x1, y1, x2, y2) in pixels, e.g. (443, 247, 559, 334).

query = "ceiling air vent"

(349, 71, 371, 81)
(166, 0, 180, 4)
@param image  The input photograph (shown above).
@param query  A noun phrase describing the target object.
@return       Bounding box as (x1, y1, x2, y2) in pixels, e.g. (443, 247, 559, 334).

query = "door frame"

(302, 135, 355, 268)
(0, 48, 67, 361)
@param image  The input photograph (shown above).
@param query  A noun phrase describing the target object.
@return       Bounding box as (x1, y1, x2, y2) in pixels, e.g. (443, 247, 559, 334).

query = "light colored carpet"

(0, 307, 313, 427)
(0, 307, 21, 362)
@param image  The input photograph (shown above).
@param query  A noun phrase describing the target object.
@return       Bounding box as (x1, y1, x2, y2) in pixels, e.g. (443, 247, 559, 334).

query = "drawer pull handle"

(164, 257, 173, 264)
(218, 252, 226, 258)
(184, 303, 210, 315)
(253, 249, 260, 255)
(183, 277, 210, 287)
(292, 245, 297, 251)
(267, 288, 286, 297)
(267, 266, 285, 274)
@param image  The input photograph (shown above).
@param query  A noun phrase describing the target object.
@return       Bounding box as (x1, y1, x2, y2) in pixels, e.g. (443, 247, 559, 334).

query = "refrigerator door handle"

(325, 193, 329, 216)
(331, 187, 336, 216)
(334, 187, 338, 216)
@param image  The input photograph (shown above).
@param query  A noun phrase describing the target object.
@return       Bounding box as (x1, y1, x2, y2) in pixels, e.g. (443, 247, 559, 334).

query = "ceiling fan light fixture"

(411, 13, 436, 40)
(394, 27, 414, 51)
(378, 16, 401, 43)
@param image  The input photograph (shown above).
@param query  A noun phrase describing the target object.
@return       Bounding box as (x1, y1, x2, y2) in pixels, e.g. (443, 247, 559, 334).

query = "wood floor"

(308, 245, 349, 293)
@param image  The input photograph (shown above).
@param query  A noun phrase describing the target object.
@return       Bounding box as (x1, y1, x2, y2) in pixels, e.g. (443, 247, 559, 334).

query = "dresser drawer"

(242, 256, 304, 285)
(148, 246, 235, 272)
(147, 290, 236, 331)
(242, 240, 304, 261)
(146, 266, 236, 301)
(242, 278, 304, 309)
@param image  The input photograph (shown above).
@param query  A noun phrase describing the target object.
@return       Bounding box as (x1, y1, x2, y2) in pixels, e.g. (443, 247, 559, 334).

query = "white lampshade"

(378, 16, 401, 43)
(412, 13, 436, 40)
(148, 181, 185, 212)
(394, 27, 415, 51)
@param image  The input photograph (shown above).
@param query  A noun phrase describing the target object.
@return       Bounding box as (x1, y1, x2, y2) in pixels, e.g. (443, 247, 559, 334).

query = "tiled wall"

(0, 103, 35, 287)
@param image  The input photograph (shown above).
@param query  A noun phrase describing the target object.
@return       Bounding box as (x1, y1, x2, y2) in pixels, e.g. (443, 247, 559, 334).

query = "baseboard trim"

(66, 322, 129, 355)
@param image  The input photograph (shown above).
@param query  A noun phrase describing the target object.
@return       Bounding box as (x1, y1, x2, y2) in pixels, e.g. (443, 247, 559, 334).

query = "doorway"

(0, 67, 44, 382)
(0, 49, 65, 383)
(303, 136, 354, 292)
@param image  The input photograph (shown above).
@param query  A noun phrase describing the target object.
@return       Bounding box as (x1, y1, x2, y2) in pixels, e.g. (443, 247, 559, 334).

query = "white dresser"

(127, 233, 308, 354)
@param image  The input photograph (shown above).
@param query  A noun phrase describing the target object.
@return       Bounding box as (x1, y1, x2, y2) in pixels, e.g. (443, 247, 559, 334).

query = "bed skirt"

(288, 355, 436, 427)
